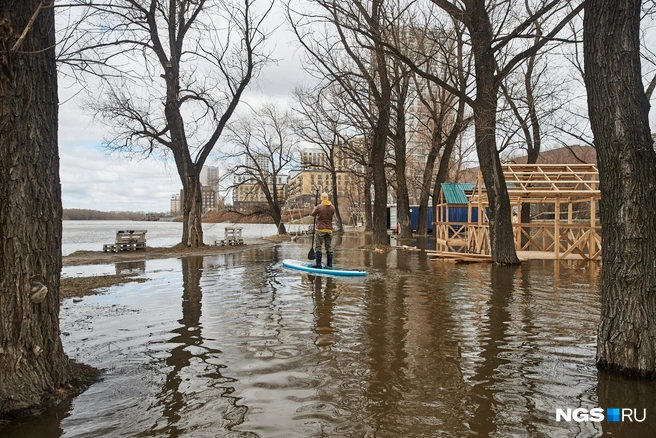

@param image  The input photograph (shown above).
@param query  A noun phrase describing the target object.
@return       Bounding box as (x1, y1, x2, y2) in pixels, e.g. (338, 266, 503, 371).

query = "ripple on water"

(5, 245, 656, 437)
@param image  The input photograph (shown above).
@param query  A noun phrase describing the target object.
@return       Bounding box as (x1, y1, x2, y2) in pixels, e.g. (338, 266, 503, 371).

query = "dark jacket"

(311, 201, 335, 232)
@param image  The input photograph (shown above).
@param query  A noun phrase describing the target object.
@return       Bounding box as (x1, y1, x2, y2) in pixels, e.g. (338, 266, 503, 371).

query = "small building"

(434, 183, 482, 251)
(436, 183, 481, 225)
(434, 164, 601, 260)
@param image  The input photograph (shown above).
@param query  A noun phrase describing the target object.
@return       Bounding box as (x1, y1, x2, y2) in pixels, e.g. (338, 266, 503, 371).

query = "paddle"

(307, 189, 319, 260)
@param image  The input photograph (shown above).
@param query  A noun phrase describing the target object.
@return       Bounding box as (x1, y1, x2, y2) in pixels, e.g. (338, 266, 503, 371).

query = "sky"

(57, 2, 307, 213)
(55, 2, 656, 214)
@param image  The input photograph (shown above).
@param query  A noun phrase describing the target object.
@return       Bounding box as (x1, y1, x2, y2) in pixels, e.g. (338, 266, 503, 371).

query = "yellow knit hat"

(321, 192, 328, 200)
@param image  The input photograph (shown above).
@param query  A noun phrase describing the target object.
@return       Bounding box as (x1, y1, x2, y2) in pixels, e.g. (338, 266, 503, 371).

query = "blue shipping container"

(408, 206, 433, 232)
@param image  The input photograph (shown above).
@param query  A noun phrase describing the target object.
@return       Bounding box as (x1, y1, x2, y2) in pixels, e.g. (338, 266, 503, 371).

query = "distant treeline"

(63, 209, 158, 221)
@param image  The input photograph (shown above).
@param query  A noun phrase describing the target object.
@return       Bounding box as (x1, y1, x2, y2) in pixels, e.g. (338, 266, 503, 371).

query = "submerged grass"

(60, 274, 148, 300)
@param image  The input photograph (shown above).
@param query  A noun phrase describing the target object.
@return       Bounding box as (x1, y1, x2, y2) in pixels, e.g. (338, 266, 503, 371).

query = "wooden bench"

(215, 227, 244, 246)
(103, 230, 147, 252)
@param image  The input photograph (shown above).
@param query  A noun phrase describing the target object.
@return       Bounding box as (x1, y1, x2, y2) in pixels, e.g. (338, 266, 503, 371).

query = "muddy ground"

(60, 236, 290, 300)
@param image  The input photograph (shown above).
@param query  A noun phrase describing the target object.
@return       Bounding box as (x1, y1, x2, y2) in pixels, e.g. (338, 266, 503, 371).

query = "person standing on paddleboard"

(311, 192, 336, 268)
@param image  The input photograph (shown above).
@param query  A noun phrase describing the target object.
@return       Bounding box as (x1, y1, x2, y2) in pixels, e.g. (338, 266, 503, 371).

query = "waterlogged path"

(4, 234, 656, 437)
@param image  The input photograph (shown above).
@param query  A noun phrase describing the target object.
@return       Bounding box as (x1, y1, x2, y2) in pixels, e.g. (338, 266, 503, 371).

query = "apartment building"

(170, 165, 220, 214)
(287, 144, 363, 208)
(232, 173, 288, 211)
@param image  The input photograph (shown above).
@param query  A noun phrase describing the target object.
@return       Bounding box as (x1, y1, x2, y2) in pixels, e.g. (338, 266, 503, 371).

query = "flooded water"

(4, 233, 656, 437)
(62, 220, 279, 255)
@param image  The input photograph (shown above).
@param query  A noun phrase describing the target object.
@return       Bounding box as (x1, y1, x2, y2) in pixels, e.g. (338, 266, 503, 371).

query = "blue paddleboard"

(282, 259, 366, 277)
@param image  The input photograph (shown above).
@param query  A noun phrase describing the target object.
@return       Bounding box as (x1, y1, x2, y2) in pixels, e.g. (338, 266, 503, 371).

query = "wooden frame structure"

(434, 164, 601, 260)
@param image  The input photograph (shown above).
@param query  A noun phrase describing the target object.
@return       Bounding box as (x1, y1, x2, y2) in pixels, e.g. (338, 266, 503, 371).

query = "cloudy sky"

(56, 2, 655, 214)
(57, 2, 306, 213)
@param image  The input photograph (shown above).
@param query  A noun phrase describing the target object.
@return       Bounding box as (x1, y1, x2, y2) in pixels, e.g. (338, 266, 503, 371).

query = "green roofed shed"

(440, 183, 474, 205)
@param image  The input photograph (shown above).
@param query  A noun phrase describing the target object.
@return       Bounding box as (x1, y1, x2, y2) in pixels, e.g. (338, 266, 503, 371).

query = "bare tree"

(62, 0, 273, 247)
(584, 0, 656, 378)
(224, 103, 298, 235)
(296, 81, 373, 230)
(387, 44, 416, 238)
(400, 19, 472, 236)
(385, 1, 582, 262)
(0, 0, 79, 415)
(557, 2, 656, 149)
(497, 6, 572, 230)
(288, 0, 395, 245)
(294, 84, 363, 232)
(434, 0, 582, 263)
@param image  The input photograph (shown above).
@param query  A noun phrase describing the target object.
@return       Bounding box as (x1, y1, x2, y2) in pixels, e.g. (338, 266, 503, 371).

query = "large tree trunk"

(167, 88, 203, 246)
(584, 0, 656, 377)
(417, 129, 441, 236)
(370, 0, 392, 246)
(363, 176, 373, 232)
(473, 94, 519, 264)
(0, 1, 73, 414)
(469, 1, 519, 265)
(270, 202, 286, 235)
(163, 20, 204, 248)
(180, 171, 204, 247)
(371, 119, 389, 244)
(394, 111, 412, 239)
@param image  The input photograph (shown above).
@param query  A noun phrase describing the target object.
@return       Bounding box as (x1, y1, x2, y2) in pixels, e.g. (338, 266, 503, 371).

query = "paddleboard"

(282, 259, 366, 277)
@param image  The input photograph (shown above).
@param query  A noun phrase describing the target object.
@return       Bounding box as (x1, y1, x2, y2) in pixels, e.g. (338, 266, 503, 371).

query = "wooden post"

(516, 200, 522, 250)
(555, 197, 561, 259)
(477, 172, 483, 253)
(590, 195, 597, 258)
(467, 197, 472, 223)
(568, 199, 574, 254)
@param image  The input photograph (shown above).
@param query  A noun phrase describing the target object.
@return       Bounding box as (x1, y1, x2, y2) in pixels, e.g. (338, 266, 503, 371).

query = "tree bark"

(371, 115, 389, 244)
(162, 18, 204, 248)
(179, 170, 204, 247)
(370, 0, 392, 245)
(364, 175, 373, 232)
(171, 116, 203, 247)
(415, 139, 435, 236)
(269, 197, 286, 235)
(468, 1, 520, 264)
(0, 0, 73, 414)
(416, 127, 441, 236)
(393, 87, 412, 239)
(584, 0, 656, 377)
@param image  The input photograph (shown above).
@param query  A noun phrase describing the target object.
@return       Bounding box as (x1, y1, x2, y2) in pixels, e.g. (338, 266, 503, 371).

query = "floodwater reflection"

(308, 275, 337, 350)
(3, 236, 656, 437)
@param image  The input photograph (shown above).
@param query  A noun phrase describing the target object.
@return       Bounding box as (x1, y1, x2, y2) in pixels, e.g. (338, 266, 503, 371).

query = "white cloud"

(59, 144, 181, 212)
(58, 83, 181, 213)
(55, 2, 312, 213)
